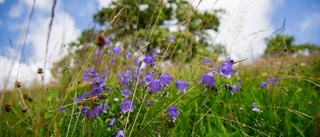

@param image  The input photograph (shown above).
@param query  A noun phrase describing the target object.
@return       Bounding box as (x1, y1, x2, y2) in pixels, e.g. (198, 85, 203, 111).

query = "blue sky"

(0, 0, 319, 89)
(272, 0, 320, 45)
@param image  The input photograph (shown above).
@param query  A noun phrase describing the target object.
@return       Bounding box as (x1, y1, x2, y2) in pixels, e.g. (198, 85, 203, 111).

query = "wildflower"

(134, 59, 141, 67)
(126, 52, 132, 59)
(74, 92, 88, 102)
(81, 103, 109, 119)
(176, 80, 190, 93)
(126, 66, 132, 71)
(121, 88, 132, 98)
(231, 85, 240, 94)
(226, 57, 234, 64)
(120, 100, 135, 114)
(119, 72, 132, 87)
(91, 77, 107, 96)
(252, 103, 262, 112)
(94, 103, 109, 114)
(113, 47, 122, 56)
(159, 73, 174, 87)
(116, 130, 125, 137)
(204, 58, 210, 65)
(94, 48, 103, 62)
(220, 57, 236, 78)
(81, 106, 90, 118)
(148, 80, 162, 93)
(168, 106, 180, 121)
(268, 77, 279, 84)
(59, 107, 66, 113)
(213, 66, 220, 71)
(260, 81, 267, 88)
(143, 54, 155, 66)
(104, 36, 111, 47)
(109, 118, 116, 127)
(146, 100, 154, 106)
(83, 68, 100, 84)
(168, 34, 175, 42)
(153, 132, 159, 135)
(133, 68, 143, 78)
(145, 72, 155, 83)
(111, 58, 116, 63)
(152, 48, 158, 56)
(201, 72, 216, 88)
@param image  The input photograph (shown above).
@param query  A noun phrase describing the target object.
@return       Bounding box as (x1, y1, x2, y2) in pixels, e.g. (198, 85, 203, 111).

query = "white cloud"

(192, 0, 280, 62)
(95, 0, 112, 9)
(300, 12, 320, 32)
(8, 3, 24, 18)
(1, 3, 81, 89)
(0, 0, 4, 4)
(22, 0, 51, 13)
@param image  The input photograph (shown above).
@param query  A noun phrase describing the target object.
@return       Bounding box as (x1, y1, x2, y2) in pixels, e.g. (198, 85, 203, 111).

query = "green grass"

(1, 52, 319, 136)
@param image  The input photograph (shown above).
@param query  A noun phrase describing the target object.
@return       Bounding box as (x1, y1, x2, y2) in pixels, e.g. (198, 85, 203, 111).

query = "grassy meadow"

(0, 1, 320, 137)
(1, 49, 319, 136)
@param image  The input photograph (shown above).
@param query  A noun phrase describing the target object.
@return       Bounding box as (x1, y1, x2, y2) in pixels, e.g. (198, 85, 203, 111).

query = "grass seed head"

(98, 93, 108, 100)
(5, 103, 10, 112)
(22, 107, 28, 113)
(38, 68, 43, 74)
(95, 33, 106, 48)
(15, 81, 21, 88)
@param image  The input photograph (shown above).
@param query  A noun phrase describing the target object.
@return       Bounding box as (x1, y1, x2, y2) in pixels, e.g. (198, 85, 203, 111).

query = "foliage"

(265, 34, 319, 56)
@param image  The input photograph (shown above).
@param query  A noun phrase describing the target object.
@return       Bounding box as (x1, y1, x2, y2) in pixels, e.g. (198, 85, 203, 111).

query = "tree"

(52, 0, 223, 79)
(264, 34, 319, 56)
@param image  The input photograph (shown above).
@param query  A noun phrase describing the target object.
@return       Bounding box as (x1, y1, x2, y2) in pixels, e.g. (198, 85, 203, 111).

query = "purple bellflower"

(148, 80, 162, 93)
(143, 54, 155, 66)
(74, 92, 88, 102)
(252, 103, 263, 112)
(120, 100, 135, 114)
(168, 106, 180, 121)
(159, 73, 174, 87)
(204, 58, 210, 65)
(220, 57, 236, 78)
(146, 100, 154, 106)
(104, 36, 110, 47)
(268, 77, 279, 84)
(121, 88, 132, 98)
(116, 130, 125, 137)
(201, 72, 216, 88)
(176, 80, 190, 93)
(168, 34, 175, 42)
(59, 107, 66, 113)
(134, 59, 141, 67)
(231, 85, 240, 95)
(109, 118, 116, 127)
(145, 72, 155, 83)
(81, 103, 109, 119)
(83, 68, 100, 84)
(126, 52, 132, 59)
(260, 81, 267, 88)
(113, 47, 122, 56)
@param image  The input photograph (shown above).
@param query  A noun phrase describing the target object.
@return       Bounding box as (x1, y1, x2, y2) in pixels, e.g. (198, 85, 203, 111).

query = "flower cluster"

(220, 57, 236, 78)
(81, 103, 109, 119)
